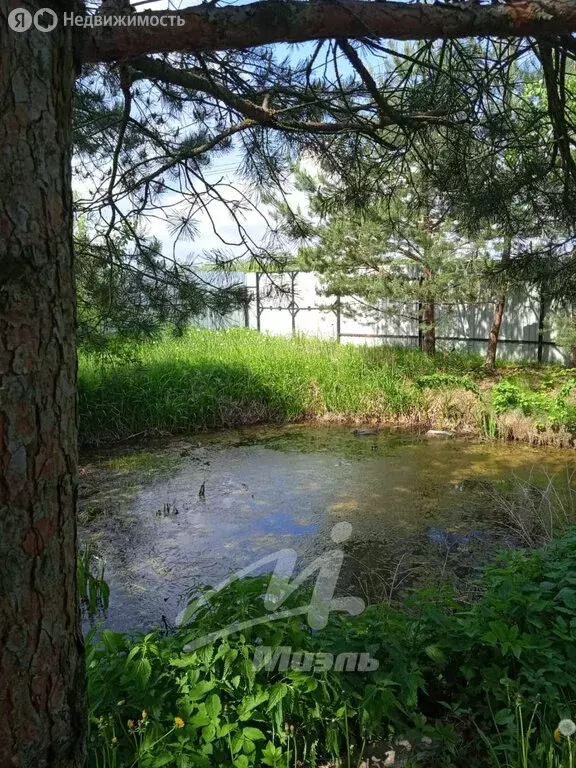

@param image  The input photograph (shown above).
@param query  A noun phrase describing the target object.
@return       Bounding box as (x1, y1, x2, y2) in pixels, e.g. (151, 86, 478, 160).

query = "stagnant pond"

(79, 425, 576, 633)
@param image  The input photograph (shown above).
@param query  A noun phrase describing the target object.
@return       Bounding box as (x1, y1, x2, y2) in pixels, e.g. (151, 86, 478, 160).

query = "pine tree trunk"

(486, 291, 506, 369)
(420, 267, 435, 355)
(485, 235, 512, 370)
(421, 300, 436, 355)
(0, 5, 86, 766)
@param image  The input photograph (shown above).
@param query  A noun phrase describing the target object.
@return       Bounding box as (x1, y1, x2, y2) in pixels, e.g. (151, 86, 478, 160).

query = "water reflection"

(79, 425, 576, 632)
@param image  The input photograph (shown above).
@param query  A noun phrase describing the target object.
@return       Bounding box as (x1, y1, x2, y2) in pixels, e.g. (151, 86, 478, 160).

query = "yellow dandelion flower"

(111, 737, 118, 745)
(127, 719, 135, 729)
(554, 729, 562, 744)
(174, 717, 185, 728)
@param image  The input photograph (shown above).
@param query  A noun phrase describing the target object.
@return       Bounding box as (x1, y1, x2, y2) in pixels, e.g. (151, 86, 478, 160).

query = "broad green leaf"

(242, 727, 265, 741)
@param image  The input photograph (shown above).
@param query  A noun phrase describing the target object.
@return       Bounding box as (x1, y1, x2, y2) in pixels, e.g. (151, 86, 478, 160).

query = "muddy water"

(79, 425, 576, 632)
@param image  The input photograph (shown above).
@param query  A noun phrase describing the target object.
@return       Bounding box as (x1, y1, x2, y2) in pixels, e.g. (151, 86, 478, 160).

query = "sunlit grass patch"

(77, 329, 571, 448)
(78, 330, 431, 444)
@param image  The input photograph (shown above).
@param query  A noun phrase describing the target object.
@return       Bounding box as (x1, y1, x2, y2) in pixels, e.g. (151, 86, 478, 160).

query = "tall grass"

(485, 469, 576, 547)
(78, 329, 484, 445)
(478, 697, 576, 768)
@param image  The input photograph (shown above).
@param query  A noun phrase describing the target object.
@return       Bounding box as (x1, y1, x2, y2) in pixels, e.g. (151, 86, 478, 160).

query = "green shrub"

(86, 577, 431, 767)
(491, 379, 576, 432)
(87, 529, 576, 767)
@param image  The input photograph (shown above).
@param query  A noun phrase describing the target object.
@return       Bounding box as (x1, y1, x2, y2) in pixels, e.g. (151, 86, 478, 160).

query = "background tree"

(501, 238, 576, 364)
(268, 39, 551, 360)
(412, 40, 575, 366)
(271, 163, 483, 355)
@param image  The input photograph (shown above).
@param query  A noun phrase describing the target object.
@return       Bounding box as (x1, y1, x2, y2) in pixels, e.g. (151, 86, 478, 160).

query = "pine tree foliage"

(72, 32, 576, 348)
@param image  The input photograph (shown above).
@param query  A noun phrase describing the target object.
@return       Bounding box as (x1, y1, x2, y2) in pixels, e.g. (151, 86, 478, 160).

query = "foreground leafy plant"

(491, 379, 576, 432)
(78, 545, 110, 617)
(87, 529, 576, 767)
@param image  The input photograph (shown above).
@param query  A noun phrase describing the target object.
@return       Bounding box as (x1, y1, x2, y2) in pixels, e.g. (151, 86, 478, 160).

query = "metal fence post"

(256, 272, 261, 332)
(289, 271, 298, 335)
(537, 288, 547, 363)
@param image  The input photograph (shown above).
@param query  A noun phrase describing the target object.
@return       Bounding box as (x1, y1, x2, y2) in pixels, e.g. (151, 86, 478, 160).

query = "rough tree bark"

(0, 3, 86, 766)
(421, 300, 436, 355)
(420, 267, 436, 356)
(83, 0, 576, 63)
(569, 311, 576, 367)
(486, 292, 506, 369)
(486, 235, 512, 370)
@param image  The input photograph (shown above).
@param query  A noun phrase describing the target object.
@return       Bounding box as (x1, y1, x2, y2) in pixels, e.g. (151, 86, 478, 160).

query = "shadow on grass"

(78, 361, 307, 447)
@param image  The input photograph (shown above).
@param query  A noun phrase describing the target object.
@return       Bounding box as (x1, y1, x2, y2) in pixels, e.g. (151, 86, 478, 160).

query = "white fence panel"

(213, 271, 569, 363)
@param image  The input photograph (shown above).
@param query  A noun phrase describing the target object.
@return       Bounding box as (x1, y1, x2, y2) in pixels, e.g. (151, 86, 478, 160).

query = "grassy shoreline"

(78, 329, 576, 448)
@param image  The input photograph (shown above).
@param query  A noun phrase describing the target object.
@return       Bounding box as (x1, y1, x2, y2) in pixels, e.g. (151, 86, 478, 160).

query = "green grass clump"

(79, 329, 449, 445)
(78, 329, 574, 447)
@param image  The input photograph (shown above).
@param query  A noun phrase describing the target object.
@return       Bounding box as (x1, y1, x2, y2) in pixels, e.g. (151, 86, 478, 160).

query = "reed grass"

(77, 328, 566, 447)
(78, 329, 489, 445)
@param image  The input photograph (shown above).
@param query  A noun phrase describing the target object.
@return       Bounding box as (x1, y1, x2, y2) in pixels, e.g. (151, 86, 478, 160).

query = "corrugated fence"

(198, 271, 568, 364)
